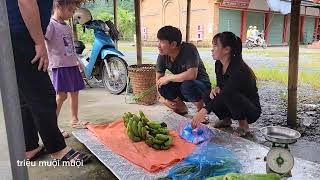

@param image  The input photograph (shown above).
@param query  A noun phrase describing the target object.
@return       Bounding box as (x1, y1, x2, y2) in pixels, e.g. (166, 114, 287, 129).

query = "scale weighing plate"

(260, 126, 301, 176)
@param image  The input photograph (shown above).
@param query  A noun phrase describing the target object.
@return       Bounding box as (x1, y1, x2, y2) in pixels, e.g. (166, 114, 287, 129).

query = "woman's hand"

(210, 87, 221, 99)
(192, 108, 208, 129)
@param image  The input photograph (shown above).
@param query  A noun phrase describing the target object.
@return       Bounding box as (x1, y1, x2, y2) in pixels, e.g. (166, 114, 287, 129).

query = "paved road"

(121, 47, 319, 72)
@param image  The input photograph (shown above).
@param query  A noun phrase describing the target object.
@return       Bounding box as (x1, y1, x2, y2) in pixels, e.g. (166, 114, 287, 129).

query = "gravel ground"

(185, 81, 320, 143)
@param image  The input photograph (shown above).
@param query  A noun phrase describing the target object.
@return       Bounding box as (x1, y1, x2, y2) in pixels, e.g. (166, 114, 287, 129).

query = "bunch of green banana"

(123, 111, 173, 150)
(123, 111, 148, 142)
(123, 112, 134, 128)
(145, 121, 173, 150)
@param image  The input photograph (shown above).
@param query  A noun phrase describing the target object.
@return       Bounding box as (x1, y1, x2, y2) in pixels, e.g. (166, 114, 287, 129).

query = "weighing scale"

(260, 126, 301, 177)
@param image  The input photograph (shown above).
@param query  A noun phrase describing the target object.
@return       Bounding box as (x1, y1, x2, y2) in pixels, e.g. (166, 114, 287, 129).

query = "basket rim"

(128, 64, 156, 73)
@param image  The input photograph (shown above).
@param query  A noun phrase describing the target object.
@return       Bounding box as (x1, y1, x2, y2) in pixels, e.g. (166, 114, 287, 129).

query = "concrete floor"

(0, 88, 168, 180)
(1, 44, 320, 180)
(1, 87, 320, 179)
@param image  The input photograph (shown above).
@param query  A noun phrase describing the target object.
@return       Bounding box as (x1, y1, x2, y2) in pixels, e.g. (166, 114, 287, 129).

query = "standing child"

(46, 0, 88, 137)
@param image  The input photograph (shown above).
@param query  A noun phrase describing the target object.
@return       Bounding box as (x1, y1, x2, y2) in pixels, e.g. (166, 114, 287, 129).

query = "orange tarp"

(87, 120, 196, 172)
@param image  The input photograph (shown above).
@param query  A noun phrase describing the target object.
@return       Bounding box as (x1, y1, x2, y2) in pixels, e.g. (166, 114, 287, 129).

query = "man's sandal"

(27, 145, 46, 161)
(59, 149, 92, 164)
(201, 116, 210, 124)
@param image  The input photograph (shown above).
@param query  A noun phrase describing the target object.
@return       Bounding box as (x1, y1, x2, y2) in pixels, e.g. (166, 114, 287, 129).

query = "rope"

(125, 75, 157, 104)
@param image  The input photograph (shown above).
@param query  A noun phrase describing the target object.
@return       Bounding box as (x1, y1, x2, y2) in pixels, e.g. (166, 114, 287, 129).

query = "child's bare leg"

(56, 92, 69, 138)
(70, 92, 79, 125)
(70, 92, 88, 128)
(56, 92, 67, 118)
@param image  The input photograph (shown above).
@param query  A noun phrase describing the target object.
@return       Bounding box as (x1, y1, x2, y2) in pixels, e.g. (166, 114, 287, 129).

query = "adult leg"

(205, 96, 232, 128)
(222, 92, 261, 124)
(218, 92, 261, 136)
(11, 33, 66, 154)
(158, 82, 188, 114)
(180, 80, 211, 111)
(19, 92, 44, 159)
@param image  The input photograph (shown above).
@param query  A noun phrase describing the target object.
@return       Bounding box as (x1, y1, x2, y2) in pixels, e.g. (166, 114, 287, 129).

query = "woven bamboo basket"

(128, 64, 157, 105)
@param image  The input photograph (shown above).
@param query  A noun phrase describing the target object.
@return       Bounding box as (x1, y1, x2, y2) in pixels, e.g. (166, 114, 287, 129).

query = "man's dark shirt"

(156, 42, 211, 86)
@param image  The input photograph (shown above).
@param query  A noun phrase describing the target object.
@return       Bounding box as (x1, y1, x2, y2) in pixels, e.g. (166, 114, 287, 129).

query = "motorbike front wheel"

(102, 56, 128, 94)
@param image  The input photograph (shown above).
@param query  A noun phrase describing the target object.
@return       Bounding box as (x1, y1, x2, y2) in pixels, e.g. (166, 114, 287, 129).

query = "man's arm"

(19, 0, 45, 46)
(167, 68, 198, 82)
(156, 72, 165, 81)
(18, 0, 48, 71)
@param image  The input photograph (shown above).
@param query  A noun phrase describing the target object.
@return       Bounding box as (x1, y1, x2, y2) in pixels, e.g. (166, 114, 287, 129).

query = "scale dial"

(266, 147, 294, 174)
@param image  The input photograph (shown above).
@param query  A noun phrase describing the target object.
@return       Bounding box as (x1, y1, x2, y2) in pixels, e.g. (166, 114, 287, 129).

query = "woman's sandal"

(233, 127, 251, 137)
(71, 120, 89, 129)
(59, 149, 92, 164)
(213, 119, 232, 128)
(201, 116, 210, 124)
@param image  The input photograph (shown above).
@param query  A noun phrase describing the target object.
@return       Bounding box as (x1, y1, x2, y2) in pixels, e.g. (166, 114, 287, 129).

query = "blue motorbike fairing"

(84, 30, 115, 79)
(101, 48, 124, 59)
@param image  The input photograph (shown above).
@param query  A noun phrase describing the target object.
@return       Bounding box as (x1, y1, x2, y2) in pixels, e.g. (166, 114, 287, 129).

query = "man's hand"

(19, 0, 48, 72)
(157, 76, 171, 89)
(210, 87, 221, 99)
(31, 42, 49, 72)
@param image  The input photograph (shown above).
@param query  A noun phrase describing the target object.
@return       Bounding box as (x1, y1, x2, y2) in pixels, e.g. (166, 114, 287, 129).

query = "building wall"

(141, 0, 320, 46)
(141, 0, 213, 46)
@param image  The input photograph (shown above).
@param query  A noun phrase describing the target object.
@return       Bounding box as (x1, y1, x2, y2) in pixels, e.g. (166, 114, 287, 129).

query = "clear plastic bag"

(179, 121, 214, 144)
(164, 142, 241, 180)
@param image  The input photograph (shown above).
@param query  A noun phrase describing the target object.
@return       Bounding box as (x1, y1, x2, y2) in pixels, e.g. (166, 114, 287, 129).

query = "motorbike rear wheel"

(246, 41, 254, 49)
(261, 41, 267, 49)
(102, 56, 128, 94)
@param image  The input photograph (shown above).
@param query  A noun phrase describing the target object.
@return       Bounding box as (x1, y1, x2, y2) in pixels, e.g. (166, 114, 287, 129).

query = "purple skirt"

(52, 66, 85, 93)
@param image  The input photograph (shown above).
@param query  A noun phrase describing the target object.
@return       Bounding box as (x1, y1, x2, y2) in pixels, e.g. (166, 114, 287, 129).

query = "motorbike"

(74, 19, 128, 94)
(245, 32, 267, 49)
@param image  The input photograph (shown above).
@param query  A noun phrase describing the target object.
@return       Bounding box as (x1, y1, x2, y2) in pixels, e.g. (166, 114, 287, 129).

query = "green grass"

(243, 50, 289, 58)
(276, 59, 320, 69)
(254, 68, 320, 88)
(243, 49, 320, 59)
(203, 62, 320, 89)
(254, 68, 288, 84)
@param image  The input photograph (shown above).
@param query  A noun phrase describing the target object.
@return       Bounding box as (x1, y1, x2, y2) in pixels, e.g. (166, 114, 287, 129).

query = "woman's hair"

(213, 31, 256, 80)
(54, 0, 81, 8)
